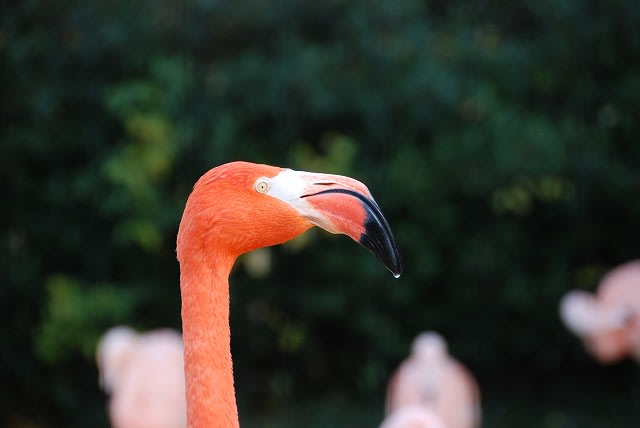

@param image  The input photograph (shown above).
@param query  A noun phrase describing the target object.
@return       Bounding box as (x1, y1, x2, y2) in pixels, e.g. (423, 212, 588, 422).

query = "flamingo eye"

(255, 178, 270, 194)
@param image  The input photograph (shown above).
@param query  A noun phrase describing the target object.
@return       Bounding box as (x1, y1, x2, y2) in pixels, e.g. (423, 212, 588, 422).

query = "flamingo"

(176, 161, 402, 427)
(560, 260, 640, 364)
(385, 332, 481, 428)
(96, 326, 187, 428)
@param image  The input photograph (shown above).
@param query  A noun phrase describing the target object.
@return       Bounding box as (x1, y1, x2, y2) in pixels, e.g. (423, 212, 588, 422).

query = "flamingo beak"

(265, 169, 402, 277)
(301, 186, 403, 277)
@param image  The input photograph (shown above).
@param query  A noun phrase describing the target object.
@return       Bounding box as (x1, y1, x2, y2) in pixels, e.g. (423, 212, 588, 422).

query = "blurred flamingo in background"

(385, 331, 481, 428)
(176, 162, 402, 427)
(96, 326, 187, 428)
(560, 260, 640, 364)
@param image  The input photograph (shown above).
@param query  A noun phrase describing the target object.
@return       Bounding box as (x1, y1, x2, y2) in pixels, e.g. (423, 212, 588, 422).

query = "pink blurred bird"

(385, 331, 481, 428)
(96, 326, 187, 428)
(560, 260, 640, 364)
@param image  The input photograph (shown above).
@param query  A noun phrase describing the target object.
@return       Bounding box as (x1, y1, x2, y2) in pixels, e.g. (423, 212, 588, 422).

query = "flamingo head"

(411, 331, 448, 364)
(560, 289, 635, 363)
(178, 161, 402, 277)
(560, 290, 632, 337)
(96, 326, 138, 393)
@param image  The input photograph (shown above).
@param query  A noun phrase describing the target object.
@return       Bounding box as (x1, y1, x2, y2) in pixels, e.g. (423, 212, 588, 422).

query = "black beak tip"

(382, 247, 403, 278)
(390, 256, 403, 278)
(359, 221, 403, 278)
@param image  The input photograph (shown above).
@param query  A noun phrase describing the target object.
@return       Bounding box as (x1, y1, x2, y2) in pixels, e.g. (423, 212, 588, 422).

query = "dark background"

(3, 0, 640, 426)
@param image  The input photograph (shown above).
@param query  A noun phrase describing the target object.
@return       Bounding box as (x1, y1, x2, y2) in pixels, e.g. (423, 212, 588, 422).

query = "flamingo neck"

(180, 253, 240, 428)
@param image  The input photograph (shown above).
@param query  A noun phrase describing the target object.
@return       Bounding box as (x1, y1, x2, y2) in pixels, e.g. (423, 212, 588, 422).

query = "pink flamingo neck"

(180, 252, 240, 428)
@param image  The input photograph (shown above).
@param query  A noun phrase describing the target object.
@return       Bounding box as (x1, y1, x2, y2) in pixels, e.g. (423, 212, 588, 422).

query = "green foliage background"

(3, 0, 640, 426)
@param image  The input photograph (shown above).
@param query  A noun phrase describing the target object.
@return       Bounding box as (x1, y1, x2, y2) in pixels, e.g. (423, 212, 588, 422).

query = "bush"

(3, 0, 640, 426)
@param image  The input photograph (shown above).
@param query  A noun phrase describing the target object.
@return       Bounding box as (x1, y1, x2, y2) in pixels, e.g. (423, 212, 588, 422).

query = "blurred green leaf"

(35, 275, 138, 363)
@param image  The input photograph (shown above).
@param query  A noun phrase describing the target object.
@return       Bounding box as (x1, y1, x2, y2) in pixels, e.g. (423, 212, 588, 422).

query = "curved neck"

(180, 253, 239, 428)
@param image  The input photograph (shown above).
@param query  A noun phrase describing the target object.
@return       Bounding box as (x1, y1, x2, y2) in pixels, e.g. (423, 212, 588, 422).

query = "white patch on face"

(253, 169, 341, 234)
(260, 169, 309, 202)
